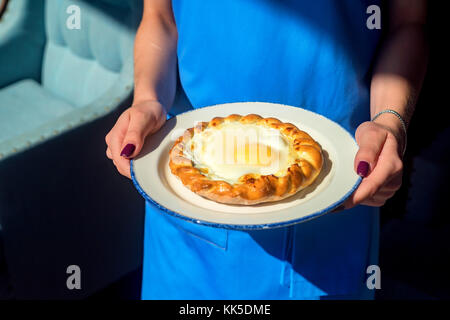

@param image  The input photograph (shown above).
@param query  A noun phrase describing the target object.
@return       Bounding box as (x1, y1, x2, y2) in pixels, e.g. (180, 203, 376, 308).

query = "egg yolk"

(230, 141, 274, 166)
(212, 131, 281, 167)
(188, 124, 290, 183)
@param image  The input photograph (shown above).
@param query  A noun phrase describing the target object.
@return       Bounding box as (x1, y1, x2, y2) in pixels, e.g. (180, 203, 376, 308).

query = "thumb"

(354, 124, 387, 178)
(120, 112, 155, 159)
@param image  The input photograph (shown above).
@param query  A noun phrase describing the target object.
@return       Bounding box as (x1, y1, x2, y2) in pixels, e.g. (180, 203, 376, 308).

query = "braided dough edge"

(169, 114, 323, 205)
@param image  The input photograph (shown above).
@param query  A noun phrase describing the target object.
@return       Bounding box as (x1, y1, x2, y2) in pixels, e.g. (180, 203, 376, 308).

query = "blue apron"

(141, 0, 382, 299)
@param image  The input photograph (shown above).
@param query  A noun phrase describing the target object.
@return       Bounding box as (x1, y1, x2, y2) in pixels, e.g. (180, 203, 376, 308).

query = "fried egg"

(183, 122, 296, 184)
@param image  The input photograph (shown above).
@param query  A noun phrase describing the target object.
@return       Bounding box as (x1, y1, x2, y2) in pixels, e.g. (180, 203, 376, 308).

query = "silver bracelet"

(371, 109, 408, 156)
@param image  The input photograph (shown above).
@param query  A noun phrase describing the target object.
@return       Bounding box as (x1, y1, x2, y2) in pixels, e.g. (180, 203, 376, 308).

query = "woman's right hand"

(105, 99, 167, 179)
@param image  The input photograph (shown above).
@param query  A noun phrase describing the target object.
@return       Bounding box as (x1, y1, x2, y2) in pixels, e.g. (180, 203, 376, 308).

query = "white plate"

(131, 102, 361, 230)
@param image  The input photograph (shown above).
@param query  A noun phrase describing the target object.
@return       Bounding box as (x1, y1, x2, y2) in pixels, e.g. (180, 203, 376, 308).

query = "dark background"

(375, 1, 450, 299)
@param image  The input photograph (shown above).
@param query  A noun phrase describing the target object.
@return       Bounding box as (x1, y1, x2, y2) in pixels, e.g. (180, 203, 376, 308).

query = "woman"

(105, 0, 427, 299)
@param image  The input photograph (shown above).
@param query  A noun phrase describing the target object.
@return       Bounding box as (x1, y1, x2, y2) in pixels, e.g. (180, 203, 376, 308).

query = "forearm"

(133, 11, 178, 110)
(370, 21, 428, 149)
(371, 24, 427, 121)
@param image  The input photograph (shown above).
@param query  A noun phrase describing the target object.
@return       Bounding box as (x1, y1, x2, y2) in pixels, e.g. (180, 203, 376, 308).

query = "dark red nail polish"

(121, 144, 136, 158)
(357, 161, 369, 177)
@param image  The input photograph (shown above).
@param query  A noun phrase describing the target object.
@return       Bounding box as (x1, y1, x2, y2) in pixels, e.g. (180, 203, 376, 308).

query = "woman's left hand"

(340, 120, 405, 210)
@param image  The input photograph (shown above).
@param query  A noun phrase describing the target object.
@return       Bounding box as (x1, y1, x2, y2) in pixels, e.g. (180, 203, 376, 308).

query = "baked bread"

(169, 114, 323, 205)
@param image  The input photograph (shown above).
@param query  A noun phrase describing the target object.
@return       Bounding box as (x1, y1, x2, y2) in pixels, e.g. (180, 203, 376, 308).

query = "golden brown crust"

(169, 114, 323, 205)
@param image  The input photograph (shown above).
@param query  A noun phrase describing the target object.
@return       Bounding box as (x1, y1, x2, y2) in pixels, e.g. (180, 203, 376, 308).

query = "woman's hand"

(340, 120, 405, 210)
(105, 100, 167, 179)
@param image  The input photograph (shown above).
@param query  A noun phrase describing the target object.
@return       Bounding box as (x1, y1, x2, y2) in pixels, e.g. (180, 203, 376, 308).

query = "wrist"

(132, 94, 172, 115)
(372, 112, 403, 134)
(131, 98, 167, 119)
(132, 96, 160, 106)
(371, 110, 407, 156)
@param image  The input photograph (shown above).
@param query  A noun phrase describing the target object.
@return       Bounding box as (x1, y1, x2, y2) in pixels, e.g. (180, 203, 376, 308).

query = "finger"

(360, 188, 398, 206)
(381, 172, 403, 192)
(370, 189, 396, 200)
(117, 162, 131, 179)
(354, 124, 388, 177)
(343, 173, 401, 210)
(113, 147, 132, 178)
(106, 147, 113, 160)
(348, 136, 402, 207)
(109, 113, 133, 178)
(360, 197, 386, 207)
(120, 111, 156, 158)
(107, 112, 129, 157)
(113, 159, 131, 179)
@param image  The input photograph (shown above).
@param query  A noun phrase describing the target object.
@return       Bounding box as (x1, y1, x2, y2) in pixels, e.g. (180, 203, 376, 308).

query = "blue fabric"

(142, 0, 382, 299)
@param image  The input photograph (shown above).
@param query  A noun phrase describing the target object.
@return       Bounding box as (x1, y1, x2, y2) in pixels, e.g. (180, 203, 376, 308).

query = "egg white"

(183, 122, 296, 184)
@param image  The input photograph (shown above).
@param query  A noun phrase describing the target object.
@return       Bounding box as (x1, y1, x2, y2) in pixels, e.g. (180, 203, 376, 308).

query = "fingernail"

(357, 161, 370, 177)
(120, 144, 136, 158)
